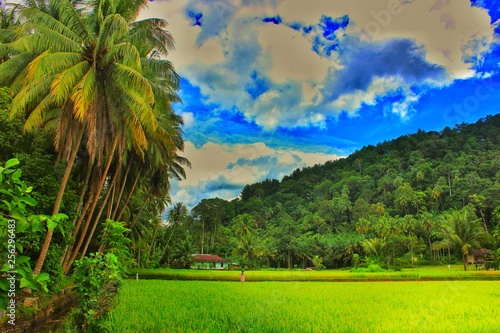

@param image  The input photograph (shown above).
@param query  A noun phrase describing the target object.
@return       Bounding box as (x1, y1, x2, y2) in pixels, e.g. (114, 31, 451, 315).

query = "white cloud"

(140, 0, 496, 130)
(170, 141, 340, 208)
(181, 112, 195, 127)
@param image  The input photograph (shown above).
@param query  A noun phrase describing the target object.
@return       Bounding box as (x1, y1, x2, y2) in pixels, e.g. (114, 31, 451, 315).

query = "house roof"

(469, 248, 493, 256)
(192, 254, 228, 263)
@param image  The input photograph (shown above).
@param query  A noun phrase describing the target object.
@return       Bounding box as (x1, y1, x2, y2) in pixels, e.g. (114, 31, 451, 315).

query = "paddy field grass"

(102, 278, 500, 332)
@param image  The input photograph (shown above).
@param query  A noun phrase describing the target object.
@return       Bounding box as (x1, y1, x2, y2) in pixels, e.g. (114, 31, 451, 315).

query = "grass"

(102, 280, 500, 332)
(130, 265, 500, 282)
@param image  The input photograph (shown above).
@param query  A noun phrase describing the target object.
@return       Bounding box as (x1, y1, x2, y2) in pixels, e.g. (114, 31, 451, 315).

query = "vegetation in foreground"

(102, 280, 500, 333)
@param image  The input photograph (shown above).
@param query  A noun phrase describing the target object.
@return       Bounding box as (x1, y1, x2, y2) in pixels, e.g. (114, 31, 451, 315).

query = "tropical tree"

(0, 0, 185, 274)
(233, 233, 267, 269)
(159, 202, 188, 259)
(435, 206, 487, 270)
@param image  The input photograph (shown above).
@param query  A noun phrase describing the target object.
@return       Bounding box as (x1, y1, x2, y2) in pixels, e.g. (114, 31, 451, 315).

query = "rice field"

(102, 280, 500, 332)
(130, 265, 500, 282)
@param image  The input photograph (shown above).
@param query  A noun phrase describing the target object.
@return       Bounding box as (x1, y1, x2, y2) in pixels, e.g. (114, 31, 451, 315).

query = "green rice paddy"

(102, 279, 500, 332)
(130, 265, 500, 282)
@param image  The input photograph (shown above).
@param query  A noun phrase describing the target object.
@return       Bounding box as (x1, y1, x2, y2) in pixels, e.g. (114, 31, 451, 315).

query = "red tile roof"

(192, 254, 228, 263)
(469, 248, 492, 256)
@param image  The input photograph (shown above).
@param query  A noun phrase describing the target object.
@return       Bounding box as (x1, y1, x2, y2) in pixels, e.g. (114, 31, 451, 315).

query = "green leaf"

(19, 196, 37, 206)
(11, 169, 22, 180)
(0, 189, 13, 197)
(0, 296, 8, 311)
(11, 208, 25, 221)
(16, 219, 30, 233)
(47, 218, 58, 230)
(31, 218, 43, 232)
(4, 158, 20, 169)
(57, 223, 65, 237)
(20, 277, 38, 290)
(2, 200, 11, 211)
(52, 213, 69, 221)
(0, 279, 8, 291)
(16, 256, 31, 264)
(25, 186, 33, 193)
(36, 273, 50, 283)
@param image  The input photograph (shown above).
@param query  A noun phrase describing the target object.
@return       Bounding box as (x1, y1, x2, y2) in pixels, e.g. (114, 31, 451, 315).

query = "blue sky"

(140, 0, 500, 210)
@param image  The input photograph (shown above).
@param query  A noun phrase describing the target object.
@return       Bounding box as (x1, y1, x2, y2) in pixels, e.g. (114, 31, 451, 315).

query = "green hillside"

(183, 115, 500, 270)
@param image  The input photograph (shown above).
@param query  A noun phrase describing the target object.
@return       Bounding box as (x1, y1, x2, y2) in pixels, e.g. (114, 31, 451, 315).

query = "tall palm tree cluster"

(0, 0, 189, 274)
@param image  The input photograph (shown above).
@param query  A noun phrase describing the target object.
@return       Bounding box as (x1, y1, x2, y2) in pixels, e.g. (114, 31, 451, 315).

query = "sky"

(139, 0, 500, 211)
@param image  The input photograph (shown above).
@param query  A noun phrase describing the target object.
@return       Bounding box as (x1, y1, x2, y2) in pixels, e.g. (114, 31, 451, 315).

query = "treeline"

(158, 115, 500, 270)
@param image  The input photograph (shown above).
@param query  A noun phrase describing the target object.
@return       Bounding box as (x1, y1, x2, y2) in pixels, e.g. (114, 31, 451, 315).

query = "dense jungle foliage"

(161, 115, 500, 270)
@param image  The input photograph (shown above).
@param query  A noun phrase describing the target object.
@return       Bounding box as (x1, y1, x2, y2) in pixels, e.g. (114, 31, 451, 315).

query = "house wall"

(191, 261, 228, 269)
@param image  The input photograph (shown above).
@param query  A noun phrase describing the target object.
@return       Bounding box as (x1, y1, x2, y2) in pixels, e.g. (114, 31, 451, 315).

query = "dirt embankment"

(0, 288, 79, 333)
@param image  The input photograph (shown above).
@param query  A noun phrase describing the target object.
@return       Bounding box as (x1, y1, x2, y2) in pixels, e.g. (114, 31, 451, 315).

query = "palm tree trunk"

(147, 222, 160, 258)
(111, 161, 132, 220)
(63, 138, 118, 274)
(98, 168, 125, 253)
(428, 237, 433, 260)
(60, 162, 93, 266)
(159, 223, 177, 260)
(116, 170, 141, 222)
(201, 220, 204, 254)
(127, 190, 152, 232)
(61, 183, 96, 269)
(80, 178, 116, 259)
(34, 127, 84, 275)
(107, 180, 116, 219)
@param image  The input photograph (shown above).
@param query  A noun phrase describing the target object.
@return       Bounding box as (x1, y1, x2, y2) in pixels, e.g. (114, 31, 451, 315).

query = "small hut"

(191, 254, 229, 269)
(467, 248, 494, 269)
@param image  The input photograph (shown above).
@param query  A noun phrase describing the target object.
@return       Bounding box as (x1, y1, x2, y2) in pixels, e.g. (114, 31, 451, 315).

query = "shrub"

(72, 252, 122, 332)
(0, 159, 67, 310)
(350, 264, 386, 273)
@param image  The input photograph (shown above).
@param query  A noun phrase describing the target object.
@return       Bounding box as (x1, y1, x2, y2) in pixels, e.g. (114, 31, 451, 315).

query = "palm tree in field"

(436, 206, 487, 271)
(0, 0, 184, 274)
(232, 214, 256, 237)
(234, 233, 267, 269)
(163, 202, 188, 250)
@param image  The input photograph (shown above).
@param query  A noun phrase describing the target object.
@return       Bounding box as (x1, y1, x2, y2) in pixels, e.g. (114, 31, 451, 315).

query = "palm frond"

(129, 18, 174, 57)
(24, 92, 57, 132)
(52, 0, 90, 41)
(102, 42, 141, 70)
(24, 23, 82, 53)
(94, 13, 128, 56)
(10, 75, 52, 123)
(0, 52, 35, 86)
(51, 60, 90, 104)
(112, 62, 154, 102)
(21, 7, 82, 42)
(27, 51, 83, 78)
(71, 66, 96, 121)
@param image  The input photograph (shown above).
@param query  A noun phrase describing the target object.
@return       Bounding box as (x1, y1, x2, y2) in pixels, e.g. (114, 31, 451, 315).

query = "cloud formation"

(169, 141, 338, 208)
(140, 0, 500, 209)
(142, 0, 497, 130)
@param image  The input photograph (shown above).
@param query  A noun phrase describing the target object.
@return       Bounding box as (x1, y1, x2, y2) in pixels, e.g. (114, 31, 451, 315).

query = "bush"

(0, 159, 68, 310)
(350, 264, 386, 273)
(72, 252, 122, 332)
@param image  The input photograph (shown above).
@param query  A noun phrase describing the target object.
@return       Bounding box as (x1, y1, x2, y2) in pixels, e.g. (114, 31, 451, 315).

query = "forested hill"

(187, 114, 500, 269)
(237, 114, 500, 221)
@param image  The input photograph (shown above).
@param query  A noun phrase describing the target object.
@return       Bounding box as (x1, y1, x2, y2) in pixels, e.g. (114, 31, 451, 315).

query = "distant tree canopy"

(177, 115, 500, 270)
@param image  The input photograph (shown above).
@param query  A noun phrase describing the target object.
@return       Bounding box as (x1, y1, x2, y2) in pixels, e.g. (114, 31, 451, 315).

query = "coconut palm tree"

(435, 206, 487, 270)
(0, 0, 184, 274)
(162, 202, 187, 246)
